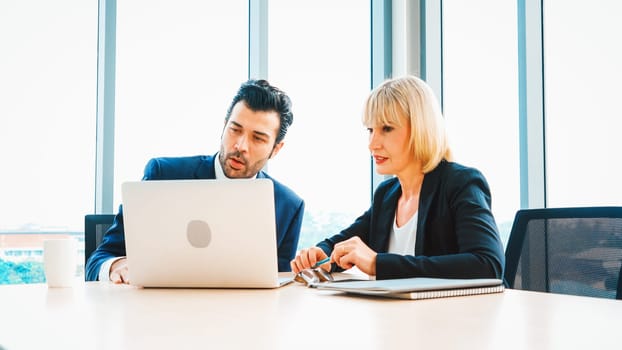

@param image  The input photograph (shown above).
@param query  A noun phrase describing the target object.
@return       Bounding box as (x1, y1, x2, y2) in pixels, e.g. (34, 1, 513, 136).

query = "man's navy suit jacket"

(85, 154, 305, 281)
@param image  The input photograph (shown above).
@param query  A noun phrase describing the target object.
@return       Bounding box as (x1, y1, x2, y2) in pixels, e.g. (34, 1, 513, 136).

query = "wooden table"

(1, 274, 620, 349)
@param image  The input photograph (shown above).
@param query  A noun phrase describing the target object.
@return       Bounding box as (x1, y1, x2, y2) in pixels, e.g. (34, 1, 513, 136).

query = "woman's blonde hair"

(363, 75, 452, 173)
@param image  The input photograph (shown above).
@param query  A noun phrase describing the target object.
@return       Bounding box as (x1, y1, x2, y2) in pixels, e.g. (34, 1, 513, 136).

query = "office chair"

(504, 207, 622, 299)
(84, 214, 115, 266)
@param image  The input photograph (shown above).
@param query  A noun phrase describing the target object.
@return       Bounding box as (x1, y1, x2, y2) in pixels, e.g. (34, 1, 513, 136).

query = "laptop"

(121, 178, 292, 288)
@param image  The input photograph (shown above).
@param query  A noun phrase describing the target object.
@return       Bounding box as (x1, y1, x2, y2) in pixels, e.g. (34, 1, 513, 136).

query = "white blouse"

(387, 211, 418, 255)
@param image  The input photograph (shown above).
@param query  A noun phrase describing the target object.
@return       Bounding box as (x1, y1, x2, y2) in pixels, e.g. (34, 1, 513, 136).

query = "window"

(267, 0, 372, 249)
(442, 0, 520, 245)
(544, 1, 622, 206)
(114, 1, 248, 208)
(0, 0, 97, 283)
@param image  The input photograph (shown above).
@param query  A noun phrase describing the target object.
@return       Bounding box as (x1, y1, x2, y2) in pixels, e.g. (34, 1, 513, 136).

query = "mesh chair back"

(84, 214, 115, 264)
(504, 207, 622, 299)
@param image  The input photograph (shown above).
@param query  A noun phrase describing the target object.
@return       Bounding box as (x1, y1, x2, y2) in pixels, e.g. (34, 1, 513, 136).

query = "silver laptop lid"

(122, 178, 280, 288)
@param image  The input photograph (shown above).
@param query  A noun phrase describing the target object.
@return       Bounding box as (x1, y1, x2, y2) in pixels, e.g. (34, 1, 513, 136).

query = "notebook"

(121, 178, 293, 288)
(311, 277, 504, 300)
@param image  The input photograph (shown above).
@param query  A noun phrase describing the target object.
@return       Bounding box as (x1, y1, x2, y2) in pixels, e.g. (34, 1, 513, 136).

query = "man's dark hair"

(225, 79, 294, 144)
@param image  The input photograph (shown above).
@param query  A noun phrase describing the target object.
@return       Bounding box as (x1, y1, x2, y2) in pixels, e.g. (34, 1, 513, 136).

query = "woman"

(291, 75, 504, 280)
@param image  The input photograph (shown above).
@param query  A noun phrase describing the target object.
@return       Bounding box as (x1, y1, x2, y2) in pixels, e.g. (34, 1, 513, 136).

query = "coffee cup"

(43, 238, 77, 288)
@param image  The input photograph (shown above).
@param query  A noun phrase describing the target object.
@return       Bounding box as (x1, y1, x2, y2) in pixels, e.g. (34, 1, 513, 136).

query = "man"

(86, 79, 305, 283)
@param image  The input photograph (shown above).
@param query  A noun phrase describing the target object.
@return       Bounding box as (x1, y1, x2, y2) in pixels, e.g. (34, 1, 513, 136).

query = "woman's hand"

(290, 246, 330, 274)
(331, 237, 377, 275)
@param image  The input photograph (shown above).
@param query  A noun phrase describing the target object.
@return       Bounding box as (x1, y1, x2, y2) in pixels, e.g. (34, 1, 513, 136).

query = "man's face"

(218, 101, 284, 178)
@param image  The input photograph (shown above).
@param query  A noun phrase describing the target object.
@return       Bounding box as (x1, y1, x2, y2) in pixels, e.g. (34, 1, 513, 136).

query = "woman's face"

(367, 119, 414, 176)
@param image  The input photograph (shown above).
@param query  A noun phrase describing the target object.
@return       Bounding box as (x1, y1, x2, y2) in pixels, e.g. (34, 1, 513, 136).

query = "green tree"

(0, 258, 45, 284)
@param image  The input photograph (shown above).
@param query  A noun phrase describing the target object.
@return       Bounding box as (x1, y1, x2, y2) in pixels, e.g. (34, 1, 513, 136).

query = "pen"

(312, 257, 331, 268)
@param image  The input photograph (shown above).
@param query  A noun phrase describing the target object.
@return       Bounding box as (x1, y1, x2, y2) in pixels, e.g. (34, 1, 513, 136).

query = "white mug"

(43, 238, 77, 288)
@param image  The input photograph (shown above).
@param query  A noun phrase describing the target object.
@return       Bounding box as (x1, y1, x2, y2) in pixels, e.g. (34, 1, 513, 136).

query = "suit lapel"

(374, 180, 401, 252)
(415, 161, 444, 254)
(196, 154, 217, 179)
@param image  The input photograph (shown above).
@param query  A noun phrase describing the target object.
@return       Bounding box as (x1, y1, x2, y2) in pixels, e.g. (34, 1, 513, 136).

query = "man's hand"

(109, 257, 130, 284)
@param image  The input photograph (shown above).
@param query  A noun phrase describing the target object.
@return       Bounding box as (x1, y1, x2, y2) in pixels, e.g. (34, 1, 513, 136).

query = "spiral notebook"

(311, 277, 504, 300)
